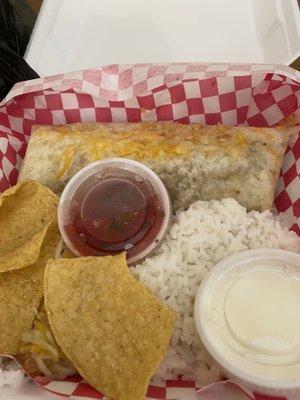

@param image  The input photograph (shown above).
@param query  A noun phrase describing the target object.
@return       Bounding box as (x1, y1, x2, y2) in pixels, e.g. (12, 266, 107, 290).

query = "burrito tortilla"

(19, 122, 292, 211)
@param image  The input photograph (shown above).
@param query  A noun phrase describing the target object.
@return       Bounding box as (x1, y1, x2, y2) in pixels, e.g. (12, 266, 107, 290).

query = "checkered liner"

(0, 63, 299, 400)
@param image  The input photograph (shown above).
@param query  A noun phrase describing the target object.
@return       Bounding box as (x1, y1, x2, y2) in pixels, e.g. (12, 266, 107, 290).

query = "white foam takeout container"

(25, 0, 300, 76)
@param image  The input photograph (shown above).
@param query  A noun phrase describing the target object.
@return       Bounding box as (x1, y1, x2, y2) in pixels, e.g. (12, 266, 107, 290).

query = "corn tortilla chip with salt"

(0, 222, 61, 355)
(0, 224, 50, 273)
(44, 253, 175, 400)
(38, 223, 62, 265)
(0, 181, 58, 272)
(0, 265, 44, 355)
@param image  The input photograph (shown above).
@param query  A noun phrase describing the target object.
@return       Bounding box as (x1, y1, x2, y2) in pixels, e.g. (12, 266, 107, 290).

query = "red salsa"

(63, 171, 165, 261)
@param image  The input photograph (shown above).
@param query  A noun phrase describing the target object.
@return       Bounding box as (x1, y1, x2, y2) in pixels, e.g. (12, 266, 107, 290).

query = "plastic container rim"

(194, 248, 300, 393)
(58, 158, 172, 265)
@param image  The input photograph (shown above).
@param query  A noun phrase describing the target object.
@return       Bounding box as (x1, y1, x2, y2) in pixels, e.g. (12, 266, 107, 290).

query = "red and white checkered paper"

(0, 62, 299, 400)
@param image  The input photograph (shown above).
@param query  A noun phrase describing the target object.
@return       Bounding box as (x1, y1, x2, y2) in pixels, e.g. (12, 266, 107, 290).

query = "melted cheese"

(48, 122, 288, 184)
(56, 146, 75, 181)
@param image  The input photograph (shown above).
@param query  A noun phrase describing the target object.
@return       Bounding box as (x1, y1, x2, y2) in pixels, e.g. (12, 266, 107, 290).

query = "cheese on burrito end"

(19, 122, 292, 211)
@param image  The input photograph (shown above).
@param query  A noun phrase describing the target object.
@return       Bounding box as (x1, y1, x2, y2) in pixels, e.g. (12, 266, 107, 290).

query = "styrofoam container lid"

(58, 158, 171, 265)
(25, 0, 300, 75)
(194, 249, 300, 397)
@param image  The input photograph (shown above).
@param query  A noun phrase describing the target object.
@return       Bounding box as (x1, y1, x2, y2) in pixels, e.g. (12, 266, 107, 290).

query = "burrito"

(19, 122, 292, 211)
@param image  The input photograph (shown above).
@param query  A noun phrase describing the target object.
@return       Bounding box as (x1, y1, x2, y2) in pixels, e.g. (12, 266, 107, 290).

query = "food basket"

(0, 62, 299, 400)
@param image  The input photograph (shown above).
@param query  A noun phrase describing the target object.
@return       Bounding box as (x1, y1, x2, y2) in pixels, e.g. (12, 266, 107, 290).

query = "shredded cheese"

(19, 307, 76, 378)
(54, 126, 252, 183)
(56, 146, 75, 181)
(54, 237, 64, 259)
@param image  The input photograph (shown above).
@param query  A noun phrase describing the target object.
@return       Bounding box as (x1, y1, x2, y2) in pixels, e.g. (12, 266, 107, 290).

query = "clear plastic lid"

(194, 249, 300, 396)
(58, 158, 172, 265)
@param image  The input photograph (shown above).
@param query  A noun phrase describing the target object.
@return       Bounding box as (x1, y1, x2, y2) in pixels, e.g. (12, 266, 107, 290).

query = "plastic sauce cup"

(194, 248, 300, 397)
(58, 158, 172, 265)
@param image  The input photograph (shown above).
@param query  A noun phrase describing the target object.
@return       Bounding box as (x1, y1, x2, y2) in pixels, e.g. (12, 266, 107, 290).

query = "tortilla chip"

(0, 181, 58, 272)
(0, 223, 50, 273)
(44, 253, 175, 400)
(0, 265, 44, 355)
(38, 223, 62, 265)
(0, 222, 61, 355)
(60, 248, 76, 258)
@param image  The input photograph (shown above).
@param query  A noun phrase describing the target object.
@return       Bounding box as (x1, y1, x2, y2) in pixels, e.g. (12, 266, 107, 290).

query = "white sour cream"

(195, 249, 300, 397)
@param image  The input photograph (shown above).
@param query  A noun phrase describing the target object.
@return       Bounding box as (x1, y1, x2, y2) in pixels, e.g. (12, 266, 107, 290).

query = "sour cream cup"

(58, 158, 171, 265)
(194, 249, 300, 397)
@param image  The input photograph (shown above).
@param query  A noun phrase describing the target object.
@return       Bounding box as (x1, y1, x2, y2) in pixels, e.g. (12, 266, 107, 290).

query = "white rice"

(133, 198, 300, 386)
